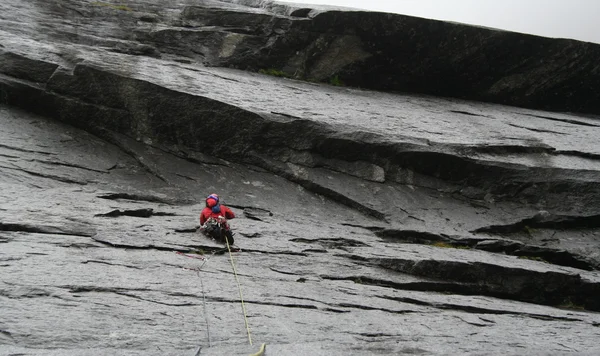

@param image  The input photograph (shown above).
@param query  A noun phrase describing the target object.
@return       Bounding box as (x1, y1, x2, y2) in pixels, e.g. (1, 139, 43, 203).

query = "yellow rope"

(225, 237, 253, 346)
(249, 343, 266, 356)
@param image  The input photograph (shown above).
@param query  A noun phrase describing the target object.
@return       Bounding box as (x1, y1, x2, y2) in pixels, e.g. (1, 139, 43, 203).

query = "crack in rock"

(174, 227, 198, 233)
(97, 192, 173, 204)
(0, 257, 22, 262)
(269, 268, 300, 276)
(0, 152, 20, 159)
(376, 229, 452, 245)
(81, 260, 142, 269)
(376, 295, 583, 322)
(64, 286, 152, 293)
(114, 292, 198, 307)
(239, 232, 261, 238)
(239, 249, 308, 257)
(468, 144, 554, 155)
(238, 207, 274, 221)
(91, 235, 233, 255)
(339, 223, 384, 231)
(0, 328, 14, 344)
(472, 213, 600, 233)
(449, 110, 486, 117)
(378, 229, 597, 271)
(508, 123, 567, 135)
(302, 248, 328, 253)
(0, 286, 53, 299)
(227, 203, 273, 216)
(282, 295, 411, 314)
(555, 150, 600, 161)
(63, 285, 198, 306)
(0, 164, 88, 185)
(353, 332, 399, 338)
(520, 113, 600, 127)
(290, 237, 370, 248)
(474, 241, 597, 271)
(321, 275, 476, 295)
(91, 236, 188, 252)
(0, 222, 93, 237)
(454, 315, 493, 327)
(94, 208, 176, 218)
(377, 258, 600, 311)
(0, 143, 56, 156)
(29, 158, 109, 173)
(242, 300, 318, 310)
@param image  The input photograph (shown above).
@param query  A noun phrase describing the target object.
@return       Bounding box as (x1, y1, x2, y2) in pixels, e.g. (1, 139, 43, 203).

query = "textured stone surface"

(2, 0, 600, 113)
(1, 1, 600, 355)
(2, 106, 600, 356)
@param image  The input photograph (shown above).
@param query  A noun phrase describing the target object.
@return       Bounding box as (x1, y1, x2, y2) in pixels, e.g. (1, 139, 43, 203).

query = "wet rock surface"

(2, 106, 600, 356)
(2, 0, 600, 113)
(1, 1, 600, 355)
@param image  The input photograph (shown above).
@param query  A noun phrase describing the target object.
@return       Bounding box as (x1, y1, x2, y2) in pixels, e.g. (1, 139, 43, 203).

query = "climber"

(199, 193, 236, 244)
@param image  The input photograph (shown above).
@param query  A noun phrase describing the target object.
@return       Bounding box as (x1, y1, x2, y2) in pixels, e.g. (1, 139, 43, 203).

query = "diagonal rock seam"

(94, 208, 177, 218)
(281, 294, 416, 315)
(96, 192, 174, 204)
(81, 260, 143, 269)
(376, 229, 598, 271)
(0, 222, 93, 237)
(376, 295, 585, 322)
(91, 235, 309, 257)
(0, 164, 88, 185)
(63, 285, 350, 311)
(375, 258, 600, 311)
(472, 213, 600, 233)
(91, 236, 219, 254)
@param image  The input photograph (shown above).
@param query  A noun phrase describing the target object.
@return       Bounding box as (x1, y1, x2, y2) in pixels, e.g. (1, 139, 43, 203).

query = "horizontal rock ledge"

(1, 55, 599, 214)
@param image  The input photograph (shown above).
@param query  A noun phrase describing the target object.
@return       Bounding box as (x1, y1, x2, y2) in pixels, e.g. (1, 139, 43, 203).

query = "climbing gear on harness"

(202, 217, 235, 245)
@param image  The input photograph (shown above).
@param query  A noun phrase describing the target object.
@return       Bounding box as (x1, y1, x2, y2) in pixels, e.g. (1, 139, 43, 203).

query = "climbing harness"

(201, 217, 235, 245)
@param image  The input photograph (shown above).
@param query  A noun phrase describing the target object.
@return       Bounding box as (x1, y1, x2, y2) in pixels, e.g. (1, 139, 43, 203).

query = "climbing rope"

(177, 250, 212, 352)
(225, 237, 253, 346)
(196, 267, 211, 347)
(179, 233, 265, 355)
(249, 343, 266, 356)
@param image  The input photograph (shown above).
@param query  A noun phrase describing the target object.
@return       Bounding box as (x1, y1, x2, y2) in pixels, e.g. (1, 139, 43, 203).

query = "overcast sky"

(277, 0, 600, 44)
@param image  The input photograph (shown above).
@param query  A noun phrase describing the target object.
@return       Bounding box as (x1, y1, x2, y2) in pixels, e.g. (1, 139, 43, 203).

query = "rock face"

(4, 0, 600, 114)
(1, 1, 600, 355)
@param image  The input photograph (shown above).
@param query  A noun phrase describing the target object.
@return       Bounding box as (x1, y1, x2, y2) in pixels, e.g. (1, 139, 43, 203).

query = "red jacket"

(200, 205, 235, 226)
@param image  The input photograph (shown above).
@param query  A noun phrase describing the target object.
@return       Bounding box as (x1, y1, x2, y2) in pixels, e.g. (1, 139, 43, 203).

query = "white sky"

(277, 0, 600, 44)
